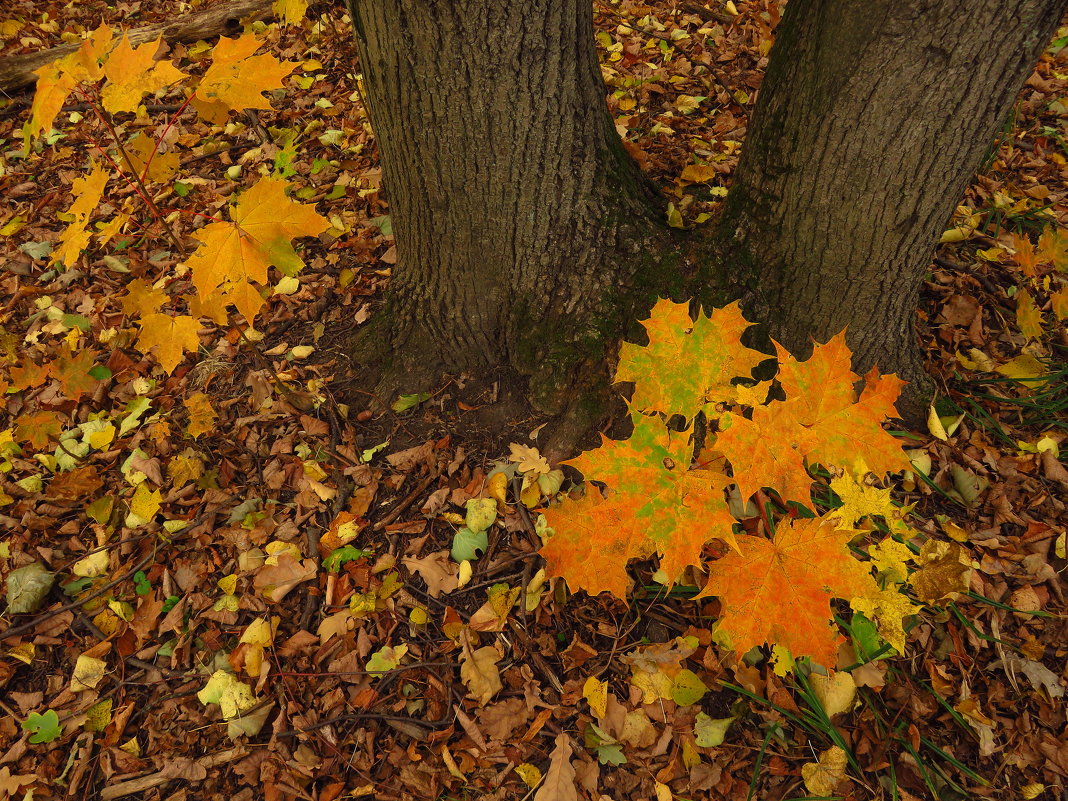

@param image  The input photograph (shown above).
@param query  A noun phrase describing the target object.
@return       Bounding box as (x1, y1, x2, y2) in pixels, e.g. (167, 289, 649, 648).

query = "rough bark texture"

(0, 0, 274, 94)
(714, 0, 1068, 420)
(346, 0, 672, 428)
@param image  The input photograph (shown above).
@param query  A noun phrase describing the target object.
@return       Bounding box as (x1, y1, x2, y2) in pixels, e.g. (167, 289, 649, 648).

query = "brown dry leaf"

(533, 732, 579, 801)
(459, 629, 502, 706)
(403, 550, 459, 598)
(253, 555, 317, 603)
(911, 540, 972, 603)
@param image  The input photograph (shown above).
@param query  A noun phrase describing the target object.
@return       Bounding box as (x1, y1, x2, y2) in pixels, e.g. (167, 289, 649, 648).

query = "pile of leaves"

(0, 2, 1064, 801)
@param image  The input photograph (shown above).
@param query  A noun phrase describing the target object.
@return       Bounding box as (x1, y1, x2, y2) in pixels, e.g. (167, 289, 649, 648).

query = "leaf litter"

(0, 2, 1065, 801)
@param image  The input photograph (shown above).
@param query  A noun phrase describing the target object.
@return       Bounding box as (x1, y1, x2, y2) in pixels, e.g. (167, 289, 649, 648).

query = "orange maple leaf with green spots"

(715, 333, 905, 503)
(698, 514, 881, 667)
(185, 177, 329, 323)
(541, 411, 736, 595)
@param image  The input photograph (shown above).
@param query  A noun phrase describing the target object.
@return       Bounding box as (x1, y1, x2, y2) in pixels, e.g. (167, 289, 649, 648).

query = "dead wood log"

(0, 0, 275, 95)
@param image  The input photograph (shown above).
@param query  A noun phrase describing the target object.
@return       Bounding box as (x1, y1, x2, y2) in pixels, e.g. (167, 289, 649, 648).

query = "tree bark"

(346, 0, 673, 428)
(713, 0, 1067, 420)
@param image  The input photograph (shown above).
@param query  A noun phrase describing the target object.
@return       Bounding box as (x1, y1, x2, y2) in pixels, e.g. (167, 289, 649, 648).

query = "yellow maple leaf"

(136, 313, 200, 373)
(827, 473, 897, 528)
(185, 392, 217, 439)
(273, 0, 309, 26)
(24, 24, 113, 143)
(52, 162, 109, 267)
(192, 34, 296, 124)
(124, 131, 180, 182)
(120, 277, 168, 317)
(185, 177, 328, 322)
(1016, 290, 1044, 340)
(100, 35, 187, 114)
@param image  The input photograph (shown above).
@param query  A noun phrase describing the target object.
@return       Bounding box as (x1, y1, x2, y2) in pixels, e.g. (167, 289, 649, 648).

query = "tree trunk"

(346, 0, 673, 431)
(714, 0, 1067, 420)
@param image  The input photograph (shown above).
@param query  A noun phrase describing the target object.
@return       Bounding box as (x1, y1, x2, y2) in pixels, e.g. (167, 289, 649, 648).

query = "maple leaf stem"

(140, 91, 195, 186)
(71, 84, 187, 255)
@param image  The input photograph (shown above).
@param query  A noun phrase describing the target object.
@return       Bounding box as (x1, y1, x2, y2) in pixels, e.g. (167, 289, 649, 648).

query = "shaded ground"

(0, 2, 1065, 800)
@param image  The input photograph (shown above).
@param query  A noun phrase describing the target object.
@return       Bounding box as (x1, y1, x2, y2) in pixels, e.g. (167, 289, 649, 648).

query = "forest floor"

(0, 2, 1066, 800)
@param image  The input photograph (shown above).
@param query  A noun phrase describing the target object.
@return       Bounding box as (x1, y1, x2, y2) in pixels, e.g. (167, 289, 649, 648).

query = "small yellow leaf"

(810, 670, 856, 717)
(514, 763, 542, 788)
(218, 574, 238, 594)
(583, 675, 608, 718)
(802, 745, 848, 796)
(71, 654, 107, 691)
(185, 392, 217, 439)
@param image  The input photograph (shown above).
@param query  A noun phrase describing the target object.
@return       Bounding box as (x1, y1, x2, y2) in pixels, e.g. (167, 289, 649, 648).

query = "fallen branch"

(0, 0, 274, 94)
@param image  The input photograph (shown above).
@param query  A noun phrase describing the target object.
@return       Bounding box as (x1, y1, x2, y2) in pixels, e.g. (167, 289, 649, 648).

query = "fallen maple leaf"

(99, 35, 187, 114)
(185, 177, 329, 322)
(542, 412, 736, 595)
(699, 514, 881, 666)
(136, 314, 201, 373)
(615, 299, 765, 418)
(716, 334, 905, 503)
(192, 33, 297, 123)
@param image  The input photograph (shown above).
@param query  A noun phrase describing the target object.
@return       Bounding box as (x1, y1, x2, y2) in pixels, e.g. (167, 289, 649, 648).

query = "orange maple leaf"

(100, 35, 187, 114)
(136, 314, 201, 373)
(699, 515, 880, 666)
(53, 346, 100, 400)
(541, 411, 737, 595)
(185, 177, 328, 322)
(716, 333, 905, 503)
(14, 410, 64, 449)
(192, 34, 297, 123)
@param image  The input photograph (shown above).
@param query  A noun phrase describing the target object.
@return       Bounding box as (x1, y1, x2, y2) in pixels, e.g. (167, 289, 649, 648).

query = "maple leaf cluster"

(542, 299, 917, 666)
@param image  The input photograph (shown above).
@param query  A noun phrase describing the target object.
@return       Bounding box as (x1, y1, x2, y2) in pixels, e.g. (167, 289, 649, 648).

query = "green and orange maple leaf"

(541, 411, 736, 595)
(616, 300, 765, 418)
(542, 299, 914, 663)
(185, 177, 329, 323)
